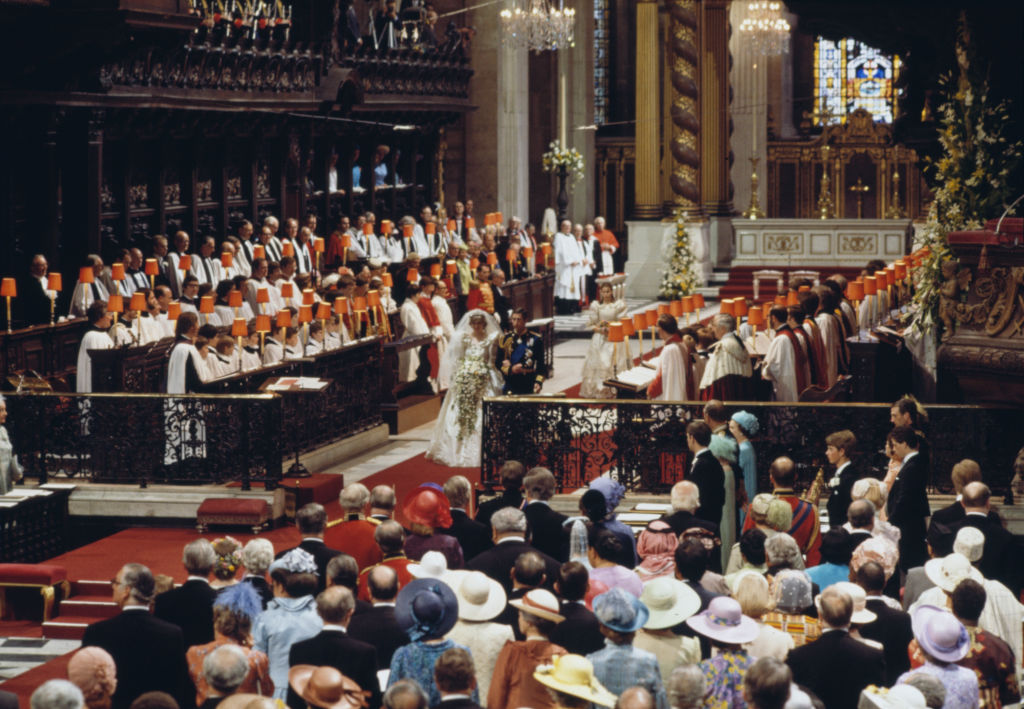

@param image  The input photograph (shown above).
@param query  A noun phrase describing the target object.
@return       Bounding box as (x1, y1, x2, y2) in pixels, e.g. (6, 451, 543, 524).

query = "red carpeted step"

(42, 618, 92, 640)
(716, 265, 864, 302)
(58, 597, 119, 619)
(73, 579, 113, 597)
(0, 651, 74, 700)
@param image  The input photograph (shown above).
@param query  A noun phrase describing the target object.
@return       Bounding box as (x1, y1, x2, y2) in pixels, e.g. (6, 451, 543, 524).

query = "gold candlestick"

(742, 157, 766, 219)
(849, 178, 870, 219)
(885, 167, 904, 219)
(817, 144, 835, 220)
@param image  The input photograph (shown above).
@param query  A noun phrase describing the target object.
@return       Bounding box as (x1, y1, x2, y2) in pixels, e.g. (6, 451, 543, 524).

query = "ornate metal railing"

(5, 391, 283, 489)
(481, 399, 1022, 501)
(342, 49, 472, 99)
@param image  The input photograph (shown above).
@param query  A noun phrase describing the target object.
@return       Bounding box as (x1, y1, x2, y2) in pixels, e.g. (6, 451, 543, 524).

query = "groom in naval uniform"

(498, 308, 546, 394)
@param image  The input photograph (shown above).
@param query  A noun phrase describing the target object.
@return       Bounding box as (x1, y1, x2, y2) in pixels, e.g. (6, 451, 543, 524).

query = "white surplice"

(815, 312, 841, 386)
(652, 342, 689, 401)
(76, 328, 114, 393)
(399, 299, 431, 382)
(553, 231, 580, 301)
(762, 331, 799, 402)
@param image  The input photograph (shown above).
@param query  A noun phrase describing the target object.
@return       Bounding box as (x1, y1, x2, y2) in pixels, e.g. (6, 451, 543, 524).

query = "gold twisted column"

(668, 0, 701, 217)
(633, 0, 662, 219)
(700, 0, 733, 216)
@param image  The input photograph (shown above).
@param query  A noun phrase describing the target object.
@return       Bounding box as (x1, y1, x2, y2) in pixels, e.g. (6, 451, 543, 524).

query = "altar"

(730, 218, 912, 268)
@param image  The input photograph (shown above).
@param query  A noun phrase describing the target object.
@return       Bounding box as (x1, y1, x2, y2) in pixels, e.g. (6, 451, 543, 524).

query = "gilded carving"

(839, 234, 875, 253)
(943, 263, 1024, 340)
(765, 234, 802, 254)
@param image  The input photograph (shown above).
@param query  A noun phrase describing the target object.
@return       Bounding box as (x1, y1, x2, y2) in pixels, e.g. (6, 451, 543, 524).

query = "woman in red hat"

(402, 484, 464, 569)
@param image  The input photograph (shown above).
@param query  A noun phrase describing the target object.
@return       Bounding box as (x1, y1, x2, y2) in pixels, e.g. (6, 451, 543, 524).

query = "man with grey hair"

(30, 680, 83, 709)
(698, 311, 754, 400)
(467, 506, 560, 593)
(383, 680, 429, 709)
(522, 466, 569, 562)
(663, 480, 720, 539)
(666, 665, 705, 709)
(276, 502, 343, 592)
(286, 586, 381, 709)
(325, 483, 382, 570)
(742, 657, 791, 709)
(154, 538, 218, 648)
(616, 687, 655, 709)
(356, 520, 413, 601)
(439, 474, 491, 561)
(241, 538, 275, 608)
(764, 533, 805, 573)
(900, 673, 947, 709)
(201, 644, 249, 708)
(369, 484, 397, 522)
(82, 563, 191, 709)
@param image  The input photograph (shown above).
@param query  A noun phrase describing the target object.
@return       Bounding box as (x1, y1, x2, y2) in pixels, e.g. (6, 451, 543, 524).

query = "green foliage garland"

(659, 212, 700, 299)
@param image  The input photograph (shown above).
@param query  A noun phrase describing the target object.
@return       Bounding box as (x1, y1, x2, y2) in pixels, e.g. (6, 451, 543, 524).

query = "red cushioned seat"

(196, 498, 272, 534)
(0, 564, 68, 585)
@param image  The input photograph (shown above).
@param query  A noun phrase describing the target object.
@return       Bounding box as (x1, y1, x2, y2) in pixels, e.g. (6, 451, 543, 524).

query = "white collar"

(440, 694, 472, 701)
(965, 511, 988, 517)
(302, 537, 323, 543)
(821, 626, 849, 634)
(900, 450, 919, 466)
(497, 536, 526, 544)
(123, 604, 150, 612)
(186, 576, 210, 584)
(836, 461, 851, 474)
(322, 624, 347, 633)
(373, 602, 396, 607)
(526, 499, 549, 507)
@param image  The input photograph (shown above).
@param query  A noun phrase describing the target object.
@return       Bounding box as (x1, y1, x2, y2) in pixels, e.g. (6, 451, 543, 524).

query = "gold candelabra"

(885, 167, 904, 219)
(817, 144, 835, 220)
(742, 157, 766, 219)
(849, 178, 870, 219)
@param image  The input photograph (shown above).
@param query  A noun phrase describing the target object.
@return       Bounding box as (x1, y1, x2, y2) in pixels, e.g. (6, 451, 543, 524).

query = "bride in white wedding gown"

(426, 310, 505, 467)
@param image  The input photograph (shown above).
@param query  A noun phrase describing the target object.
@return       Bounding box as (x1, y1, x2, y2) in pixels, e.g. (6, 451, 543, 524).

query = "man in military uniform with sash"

(499, 308, 546, 394)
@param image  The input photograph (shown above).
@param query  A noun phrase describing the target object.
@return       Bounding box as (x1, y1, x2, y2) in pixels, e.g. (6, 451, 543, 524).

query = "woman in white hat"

(445, 571, 514, 702)
(897, 605, 979, 709)
(832, 582, 881, 651)
(488, 589, 566, 709)
(532, 655, 616, 709)
(686, 596, 760, 706)
(732, 572, 793, 662)
(635, 577, 701, 679)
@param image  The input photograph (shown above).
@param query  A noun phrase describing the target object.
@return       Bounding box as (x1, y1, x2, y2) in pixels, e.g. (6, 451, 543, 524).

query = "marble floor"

(0, 637, 80, 682)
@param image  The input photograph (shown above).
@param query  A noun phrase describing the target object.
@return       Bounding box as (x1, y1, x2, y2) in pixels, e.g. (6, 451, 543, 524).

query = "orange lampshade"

(762, 303, 772, 322)
(632, 313, 646, 332)
(486, 252, 498, 266)
(280, 282, 294, 299)
(885, 267, 896, 287)
(447, 219, 456, 232)
(669, 300, 683, 317)
(111, 263, 125, 281)
(382, 273, 393, 288)
(682, 295, 694, 313)
(720, 299, 735, 316)
(470, 258, 479, 270)
(747, 307, 764, 327)
(445, 260, 457, 275)
(430, 263, 441, 278)
(875, 270, 888, 287)
(363, 223, 374, 236)
(145, 258, 159, 276)
(129, 292, 147, 311)
(657, 303, 669, 317)
(276, 310, 291, 328)
(496, 212, 503, 224)
(541, 243, 552, 254)
(47, 273, 62, 291)
(313, 237, 325, 253)
(608, 322, 624, 343)
(734, 298, 749, 317)
(864, 276, 877, 296)
(894, 261, 907, 279)
(231, 317, 248, 337)
(282, 241, 295, 257)
(256, 287, 270, 304)
(381, 220, 393, 235)
(298, 305, 313, 324)
(221, 251, 233, 268)
(407, 267, 419, 283)
(354, 296, 368, 311)
(316, 302, 331, 320)
(847, 280, 865, 301)
(229, 290, 243, 308)
(505, 249, 515, 263)
(425, 222, 436, 235)
(484, 213, 493, 226)
(341, 234, 352, 248)
(334, 297, 348, 314)
(620, 318, 635, 337)
(523, 247, 534, 260)
(1, 278, 16, 297)
(402, 224, 414, 238)
(367, 290, 382, 307)
(255, 314, 271, 332)
(694, 293, 705, 309)
(774, 294, 786, 306)
(466, 217, 475, 229)
(786, 291, 800, 306)
(798, 285, 810, 293)
(302, 289, 315, 306)
(199, 295, 215, 314)
(79, 266, 94, 285)
(253, 245, 266, 260)
(167, 302, 181, 320)
(107, 294, 123, 313)
(645, 308, 658, 328)
(178, 254, 191, 271)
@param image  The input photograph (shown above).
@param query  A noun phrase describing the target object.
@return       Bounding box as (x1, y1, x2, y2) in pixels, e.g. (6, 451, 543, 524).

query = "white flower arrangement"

(542, 140, 585, 187)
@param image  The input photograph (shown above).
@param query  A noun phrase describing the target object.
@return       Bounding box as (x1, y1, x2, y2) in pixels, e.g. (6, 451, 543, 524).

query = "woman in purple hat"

(686, 596, 760, 707)
(898, 605, 979, 709)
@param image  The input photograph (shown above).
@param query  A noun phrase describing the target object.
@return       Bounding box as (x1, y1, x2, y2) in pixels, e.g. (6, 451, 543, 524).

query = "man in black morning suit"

(434, 647, 484, 709)
(346, 565, 409, 671)
(438, 475, 493, 562)
(855, 560, 913, 686)
(275, 503, 343, 592)
(786, 585, 884, 709)
(153, 538, 219, 650)
(475, 460, 526, 529)
(952, 482, 1019, 595)
(886, 426, 930, 571)
(287, 586, 381, 709)
(81, 563, 193, 709)
(549, 562, 605, 656)
(685, 421, 725, 529)
(466, 506, 560, 595)
(522, 467, 569, 562)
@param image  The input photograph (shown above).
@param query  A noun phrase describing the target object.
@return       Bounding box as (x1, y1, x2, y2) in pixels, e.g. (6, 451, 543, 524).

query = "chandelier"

(500, 0, 576, 52)
(737, 1, 791, 56)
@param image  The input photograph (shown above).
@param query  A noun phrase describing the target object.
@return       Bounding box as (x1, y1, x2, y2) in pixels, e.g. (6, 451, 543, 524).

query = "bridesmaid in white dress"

(426, 310, 504, 467)
(579, 283, 631, 398)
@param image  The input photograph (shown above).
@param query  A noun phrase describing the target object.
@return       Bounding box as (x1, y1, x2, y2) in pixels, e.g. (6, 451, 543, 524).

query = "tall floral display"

(910, 17, 1022, 340)
(542, 140, 585, 221)
(659, 212, 700, 299)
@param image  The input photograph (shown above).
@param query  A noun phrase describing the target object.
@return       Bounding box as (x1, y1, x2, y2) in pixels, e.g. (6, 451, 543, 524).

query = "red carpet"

(0, 652, 73, 698)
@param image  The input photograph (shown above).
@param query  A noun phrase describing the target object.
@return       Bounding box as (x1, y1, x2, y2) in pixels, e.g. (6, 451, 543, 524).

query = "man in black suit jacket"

(18, 254, 55, 326)
(465, 507, 560, 594)
(287, 587, 381, 709)
(434, 647, 483, 709)
(928, 459, 983, 530)
(662, 481, 720, 538)
(845, 499, 876, 555)
(824, 430, 863, 527)
(82, 563, 193, 709)
(490, 270, 513, 331)
(325, 553, 373, 616)
(549, 562, 605, 655)
(347, 565, 409, 671)
(276, 503, 343, 592)
(439, 475, 493, 562)
(522, 467, 569, 562)
(886, 426, 930, 571)
(854, 560, 913, 686)
(787, 586, 884, 709)
(686, 421, 725, 529)
(953, 482, 1019, 594)
(153, 539, 219, 650)
(475, 461, 526, 528)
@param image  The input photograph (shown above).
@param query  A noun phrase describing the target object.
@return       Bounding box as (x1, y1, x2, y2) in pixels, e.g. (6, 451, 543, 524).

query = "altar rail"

(480, 399, 1022, 501)
(5, 391, 283, 489)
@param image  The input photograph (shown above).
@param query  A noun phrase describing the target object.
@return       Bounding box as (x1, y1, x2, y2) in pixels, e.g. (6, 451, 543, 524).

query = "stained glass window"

(813, 37, 901, 125)
(593, 0, 609, 125)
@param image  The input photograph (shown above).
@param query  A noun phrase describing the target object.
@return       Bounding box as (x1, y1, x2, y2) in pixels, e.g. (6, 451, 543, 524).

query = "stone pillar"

(633, 0, 661, 220)
(498, 27, 529, 223)
(667, 0, 701, 217)
(464, 2, 501, 209)
(558, 4, 595, 222)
